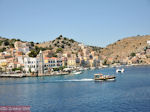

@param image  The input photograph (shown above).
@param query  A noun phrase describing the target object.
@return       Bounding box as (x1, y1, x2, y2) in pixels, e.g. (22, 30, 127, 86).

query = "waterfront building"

(23, 57, 39, 73)
(14, 41, 31, 54)
(44, 57, 63, 68)
(76, 57, 80, 67)
(17, 55, 24, 64)
(147, 40, 150, 45)
(89, 59, 94, 67)
(17, 47, 30, 54)
(62, 57, 67, 66)
(67, 58, 76, 67)
(0, 59, 7, 71)
(0, 59, 7, 66)
(127, 60, 132, 65)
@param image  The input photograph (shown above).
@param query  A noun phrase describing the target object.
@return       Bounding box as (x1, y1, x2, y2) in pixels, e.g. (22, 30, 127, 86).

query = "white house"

(17, 56, 24, 64)
(17, 47, 30, 54)
(23, 57, 39, 73)
(147, 41, 150, 45)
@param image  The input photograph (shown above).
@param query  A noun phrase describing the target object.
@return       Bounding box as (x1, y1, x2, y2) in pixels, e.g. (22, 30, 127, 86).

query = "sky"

(0, 0, 150, 47)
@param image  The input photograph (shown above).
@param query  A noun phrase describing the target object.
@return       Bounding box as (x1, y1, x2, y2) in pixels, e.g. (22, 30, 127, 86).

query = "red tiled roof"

(44, 57, 51, 60)
(50, 57, 58, 59)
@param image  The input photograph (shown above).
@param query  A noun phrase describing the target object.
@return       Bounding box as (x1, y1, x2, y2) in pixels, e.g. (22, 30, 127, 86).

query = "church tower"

(38, 50, 44, 76)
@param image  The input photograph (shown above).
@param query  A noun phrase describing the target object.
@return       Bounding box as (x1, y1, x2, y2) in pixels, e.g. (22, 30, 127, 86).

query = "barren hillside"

(100, 35, 150, 59)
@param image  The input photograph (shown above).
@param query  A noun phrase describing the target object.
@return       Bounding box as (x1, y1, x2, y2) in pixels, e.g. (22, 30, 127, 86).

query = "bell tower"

(38, 50, 44, 76)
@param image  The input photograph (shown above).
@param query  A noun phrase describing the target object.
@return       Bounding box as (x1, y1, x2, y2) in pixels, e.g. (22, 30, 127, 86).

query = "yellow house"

(1, 62, 7, 66)
(0, 62, 7, 72)
(67, 58, 76, 67)
(127, 60, 132, 65)
(44, 57, 50, 63)
(89, 59, 94, 67)
(0, 59, 7, 67)
(83, 56, 88, 61)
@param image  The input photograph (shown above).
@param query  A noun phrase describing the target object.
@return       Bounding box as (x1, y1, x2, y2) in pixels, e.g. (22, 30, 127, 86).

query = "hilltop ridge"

(0, 35, 102, 57)
(36, 35, 102, 55)
(100, 35, 150, 64)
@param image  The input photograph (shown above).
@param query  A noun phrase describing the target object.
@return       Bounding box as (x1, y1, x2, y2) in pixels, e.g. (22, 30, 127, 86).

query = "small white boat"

(73, 71, 82, 75)
(84, 68, 89, 70)
(71, 71, 82, 75)
(116, 68, 124, 73)
(79, 67, 84, 71)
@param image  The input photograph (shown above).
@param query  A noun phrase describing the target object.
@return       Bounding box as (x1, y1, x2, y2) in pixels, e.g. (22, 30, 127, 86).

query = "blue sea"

(0, 66, 150, 112)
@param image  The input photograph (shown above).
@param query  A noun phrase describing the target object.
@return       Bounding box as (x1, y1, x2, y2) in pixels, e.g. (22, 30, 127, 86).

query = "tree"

(30, 41, 34, 47)
(130, 52, 136, 57)
(56, 48, 63, 53)
(57, 41, 60, 44)
(0, 48, 6, 52)
(103, 59, 107, 65)
(12, 67, 22, 71)
(59, 35, 63, 37)
(53, 68, 59, 71)
(40, 47, 46, 51)
(9, 43, 14, 48)
(61, 40, 65, 44)
(64, 37, 67, 40)
(4, 40, 9, 46)
(49, 45, 53, 50)
(0, 67, 2, 72)
(61, 45, 64, 48)
(67, 43, 71, 46)
(0, 40, 3, 46)
(70, 39, 75, 43)
(52, 53, 57, 57)
(54, 43, 57, 46)
(28, 50, 37, 57)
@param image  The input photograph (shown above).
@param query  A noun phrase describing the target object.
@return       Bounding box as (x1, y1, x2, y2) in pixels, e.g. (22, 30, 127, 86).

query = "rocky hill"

(0, 36, 20, 52)
(0, 35, 102, 57)
(36, 35, 102, 54)
(100, 35, 150, 60)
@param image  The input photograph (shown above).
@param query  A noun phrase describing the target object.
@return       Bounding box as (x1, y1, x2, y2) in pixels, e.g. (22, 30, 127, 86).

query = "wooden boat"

(94, 74, 116, 80)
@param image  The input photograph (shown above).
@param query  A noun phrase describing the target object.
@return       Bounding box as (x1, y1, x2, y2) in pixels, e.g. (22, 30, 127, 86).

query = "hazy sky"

(0, 0, 150, 47)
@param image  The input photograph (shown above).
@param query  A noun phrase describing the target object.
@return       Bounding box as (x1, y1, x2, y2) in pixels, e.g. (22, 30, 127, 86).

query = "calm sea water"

(0, 66, 150, 112)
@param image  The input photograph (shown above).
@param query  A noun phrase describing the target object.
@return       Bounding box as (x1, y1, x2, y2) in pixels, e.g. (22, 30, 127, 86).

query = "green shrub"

(56, 48, 63, 53)
(130, 52, 136, 57)
(0, 48, 6, 52)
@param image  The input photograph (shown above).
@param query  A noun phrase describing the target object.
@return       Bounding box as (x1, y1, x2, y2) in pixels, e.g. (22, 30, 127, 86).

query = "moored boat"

(73, 71, 82, 75)
(71, 70, 82, 75)
(94, 74, 116, 80)
(116, 68, 124, 73)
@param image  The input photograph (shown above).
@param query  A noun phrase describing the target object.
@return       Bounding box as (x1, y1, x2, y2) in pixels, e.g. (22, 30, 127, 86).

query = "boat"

(116, 68, 124, 73)
(71, 70, 82, 75)
(73, 71, 82, 75)
(84, 68, 89, 70)
(94, 74, 116, 80)
(90, 67, 96, 70)
(79, 67, 84, 71)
